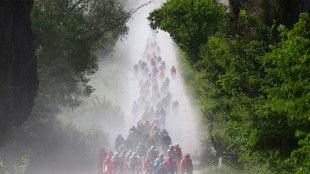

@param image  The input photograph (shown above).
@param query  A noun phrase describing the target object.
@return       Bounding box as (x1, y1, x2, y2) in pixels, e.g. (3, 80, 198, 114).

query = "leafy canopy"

(148, 0, 226, 63)
(252, 12, 310, 159)
(32, 0, 130, 110)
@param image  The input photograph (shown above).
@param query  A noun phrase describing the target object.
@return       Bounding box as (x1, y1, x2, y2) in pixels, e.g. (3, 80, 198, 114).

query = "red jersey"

(180, 158, 192, 168)
(103, 158, 114, 174)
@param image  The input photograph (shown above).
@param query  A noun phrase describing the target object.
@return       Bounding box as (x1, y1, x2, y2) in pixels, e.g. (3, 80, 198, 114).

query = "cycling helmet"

(114, 152, 119, 156)
(175, 143, 179, 148)
(108, 150, 113, 155)
(185, 153, 190, 158)
(159, 153, 164, 158)
(151, 146, 155, 150)
(169, 145, 174, 149)
(132, 152, 137, 156)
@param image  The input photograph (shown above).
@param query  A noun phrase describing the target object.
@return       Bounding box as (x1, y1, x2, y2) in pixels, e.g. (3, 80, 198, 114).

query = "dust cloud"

(58, 0, 202, 173)
(90, 0, 203, 155)
(121, 0, 202, 156)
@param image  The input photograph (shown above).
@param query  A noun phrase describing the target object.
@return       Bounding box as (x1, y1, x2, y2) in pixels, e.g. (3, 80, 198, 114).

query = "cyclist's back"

(143, 158, 153, 174)
(180, 154, 193, 174)
(171, 66, 176, 73)
(171, 66, 176, 78)
(155, 162, 169, 174)
(164, 157, 177, 174)
(103, 155, 115, 174)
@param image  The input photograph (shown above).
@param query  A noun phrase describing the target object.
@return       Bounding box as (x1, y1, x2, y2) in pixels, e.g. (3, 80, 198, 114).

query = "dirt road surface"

(117, 0, 202, 173)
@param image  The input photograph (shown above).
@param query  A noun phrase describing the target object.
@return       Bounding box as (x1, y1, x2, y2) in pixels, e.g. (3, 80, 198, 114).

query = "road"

(54, 0, 231, 173)
(117, 0, 202, 173)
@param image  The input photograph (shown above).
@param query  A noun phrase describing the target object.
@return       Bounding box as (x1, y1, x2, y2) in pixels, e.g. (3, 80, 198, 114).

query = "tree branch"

(86, 1, 152, 33)
(69, 0, 84, 13)
(129, 1, 152, 16)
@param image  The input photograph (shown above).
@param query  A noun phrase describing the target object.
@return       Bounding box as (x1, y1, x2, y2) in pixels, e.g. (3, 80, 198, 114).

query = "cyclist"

(171, 66, 176, 78)
(143, 158, 154, 174)
(167, 145, 176, 159)
(164, 156, 177, 174)
(163, 77, 169, 87)
(103, 154, 115, 174)
(143, 120, 151, 131)
(172, 100, 179, 112)
(98, 149, 107, 174)
(160, 131, 171, 153)
(147, 146, 159, 162)
(180, 153, 193, 174)
(175, 144, 182, 165)
(129, 152, 140, 174)
(154, 153, 165, 169)
(151, 124, 160, 136)
(159, 71, 165, 81)
(115, 135, 125, 150)
(124, 150, 132, 174)
(112, 152, 122, 174)
(134, 64, 139, 76)
(136, 142, 147, 161)
(154, 153, 168, 174)
(120, 150, 127, 174)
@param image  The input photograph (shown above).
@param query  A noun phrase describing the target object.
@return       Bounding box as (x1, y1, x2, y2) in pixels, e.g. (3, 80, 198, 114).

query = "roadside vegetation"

(148, 0, 310, 173)
(0, 0, 130, 173)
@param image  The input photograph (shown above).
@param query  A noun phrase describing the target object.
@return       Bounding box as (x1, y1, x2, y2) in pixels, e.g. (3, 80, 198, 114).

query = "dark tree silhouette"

(0, 0, 38, 145)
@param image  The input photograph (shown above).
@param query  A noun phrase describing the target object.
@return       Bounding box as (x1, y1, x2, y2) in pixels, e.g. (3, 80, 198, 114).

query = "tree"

(260, 0, 310, 29)
(148, 0, 226, 63)
(31, 0, 131, 112)
(0, 0, 38, 146)
(0, 0, 131, 172)
(250, 12, 310, 162)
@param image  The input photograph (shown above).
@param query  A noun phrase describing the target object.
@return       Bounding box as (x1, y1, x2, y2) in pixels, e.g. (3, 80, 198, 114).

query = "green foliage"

(259, 0, 306, 29)
(12, 156, 30, 174)
(0, 120, 108, 174)
(191, 34, 233, 124)
(150, 0, 310, 172)
(249, 12, 310, 167)
(0, 156, 31, 174)
(226, 0, 309, 42)
(148, 0, 226, 63)
(0, 160, 6, 174)
(32, 9, 97, 108)
(292, 131, 310, 173)
(0, 0, 38, 146)
(196, 34, 230, 83)
(214, 12, 309, 173)
(32, 0, 130, 109)
(201, 163, 246, 174)
(0, 0, 129, 173)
